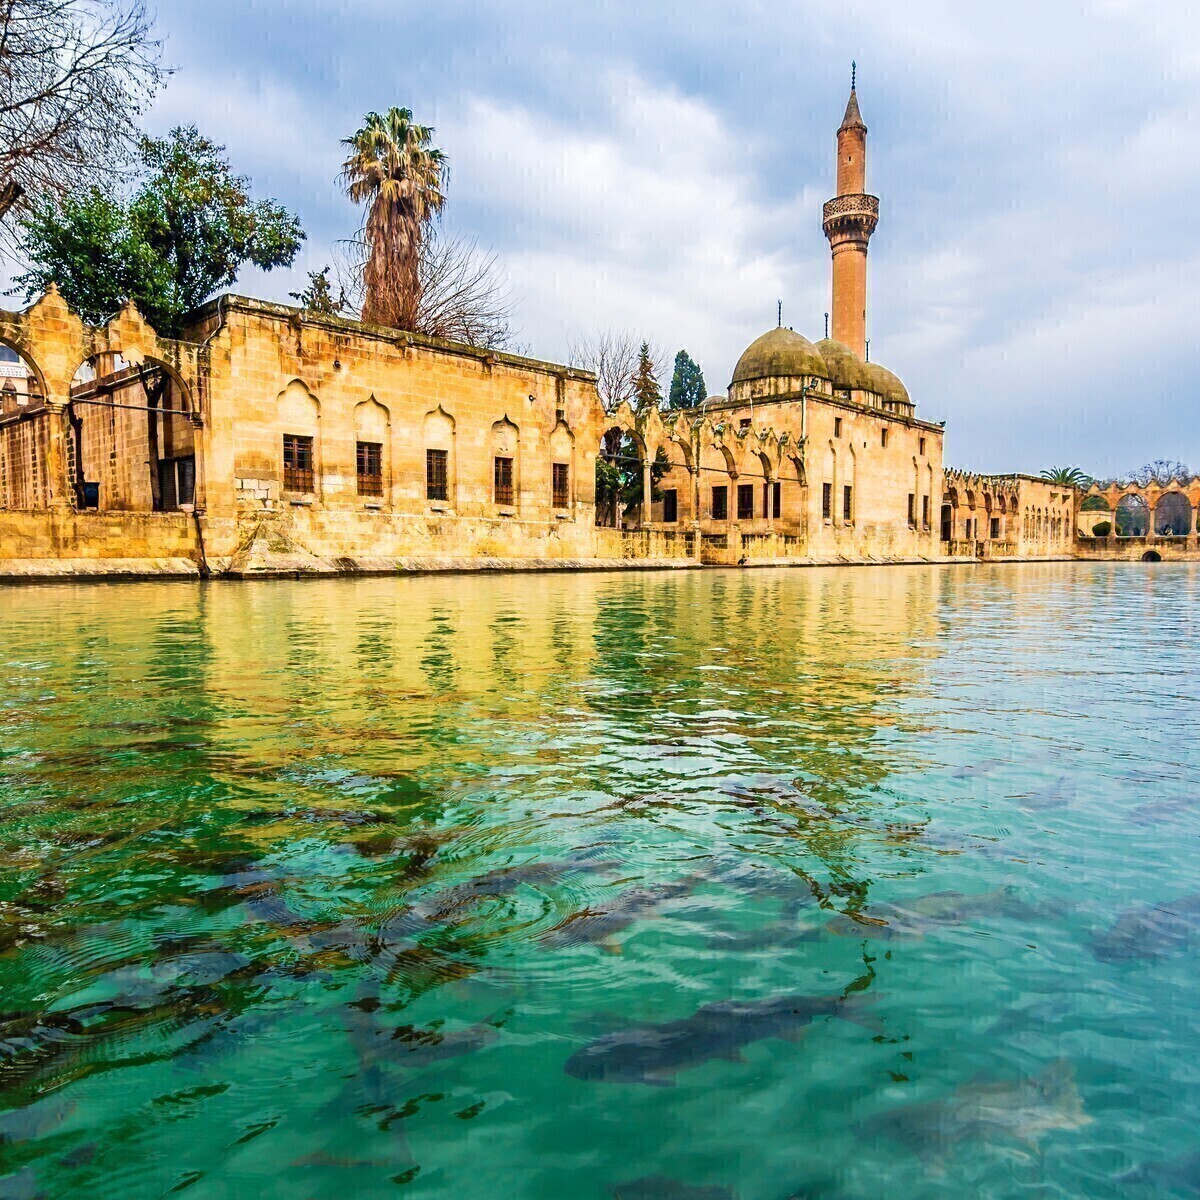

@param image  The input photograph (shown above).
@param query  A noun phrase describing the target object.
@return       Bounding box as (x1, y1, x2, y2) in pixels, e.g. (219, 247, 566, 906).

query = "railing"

(822, 193, 880, 222)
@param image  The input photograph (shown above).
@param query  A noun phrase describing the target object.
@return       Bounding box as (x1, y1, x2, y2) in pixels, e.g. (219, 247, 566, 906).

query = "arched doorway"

(1143, 550, 1162, 562)
(595, 423, 646, 529)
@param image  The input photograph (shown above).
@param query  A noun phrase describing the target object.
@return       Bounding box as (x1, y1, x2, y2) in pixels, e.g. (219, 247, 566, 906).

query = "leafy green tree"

(632, 342, 661, 411)
(14, 126, 303, 336)
(668, 349, 706, 410)
(290, 267, 346, 316)
(1040, 466, 1091, 487)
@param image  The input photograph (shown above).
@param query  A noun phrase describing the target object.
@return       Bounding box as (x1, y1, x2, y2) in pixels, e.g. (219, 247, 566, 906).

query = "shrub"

(1091, 521, 1111, 537)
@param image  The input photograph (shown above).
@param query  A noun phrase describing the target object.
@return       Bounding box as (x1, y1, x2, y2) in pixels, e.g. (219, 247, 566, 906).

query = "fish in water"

(1015, 776, 1077, 810)
(564, 990, 876, 1086)
(1117, 1150, 1200, 1193)
(871, 1059, 1091, 1164)
(1130, 795, 1195, 826)
(1091, 893, 1200, 962)
(610, 1178, 736, 1199)
(345, 1001, 499, 1071)
(827, 887, 1041, 941)
(951, 759, 1004, 780)
(542, 876, 701, 950)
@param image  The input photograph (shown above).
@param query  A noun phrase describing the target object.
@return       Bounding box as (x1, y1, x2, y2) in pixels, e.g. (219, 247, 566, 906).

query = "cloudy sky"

(133, 0, 1197, 475)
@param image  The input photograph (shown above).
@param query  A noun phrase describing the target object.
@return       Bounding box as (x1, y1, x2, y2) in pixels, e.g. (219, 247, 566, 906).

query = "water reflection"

(0, 564, 1198, 1198)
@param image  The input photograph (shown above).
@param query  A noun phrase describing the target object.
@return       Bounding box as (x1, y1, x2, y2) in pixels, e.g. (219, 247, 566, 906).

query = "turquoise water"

(0, 563, 1197, 1199)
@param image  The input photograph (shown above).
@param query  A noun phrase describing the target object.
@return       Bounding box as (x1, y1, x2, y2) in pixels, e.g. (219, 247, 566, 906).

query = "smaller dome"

(731, 327, 829, 386)
(864, 361, 910, 407)
(815, 338, 871, 391)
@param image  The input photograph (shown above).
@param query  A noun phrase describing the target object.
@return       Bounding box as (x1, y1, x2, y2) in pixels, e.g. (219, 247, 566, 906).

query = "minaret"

(822, 65, 878, 359)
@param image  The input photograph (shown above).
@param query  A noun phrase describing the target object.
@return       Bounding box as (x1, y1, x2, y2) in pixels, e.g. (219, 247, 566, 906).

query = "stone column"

(43, 404, 72, 509)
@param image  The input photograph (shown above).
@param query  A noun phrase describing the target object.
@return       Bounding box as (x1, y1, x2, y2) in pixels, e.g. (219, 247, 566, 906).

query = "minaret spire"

(822, 69, 878, 359)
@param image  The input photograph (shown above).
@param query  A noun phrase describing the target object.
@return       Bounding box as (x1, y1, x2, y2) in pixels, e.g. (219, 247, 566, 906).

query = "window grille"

(843, 485, 853, 521)
(908, 493, 916, 526)
(737, 483, 754, 520)
(711, 485, 728, 520)
(772, 481, 782, 519)
(922, 495, 930, 528)
(283, 434, 314, 492)
(426, 448, 448, 501)
(822, 482, 832, 519)
(357, 441, 383, 496)
(552, 462, 570, 508)
(494, 456, 514, 505)
(663, 489, 678, 523)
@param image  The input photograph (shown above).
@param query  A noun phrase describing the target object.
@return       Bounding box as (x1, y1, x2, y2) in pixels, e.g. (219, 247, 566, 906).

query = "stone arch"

(354, 396, 390, 501)
(597, 416, 645, 528)
(1115, 492, 1149, 537)
(1153, 490, 1191, 537)
(423, 405, 456, 507)
(66, 350, 198, 511)
(491, 415, 520, 509)
(655, 434, 693, 524)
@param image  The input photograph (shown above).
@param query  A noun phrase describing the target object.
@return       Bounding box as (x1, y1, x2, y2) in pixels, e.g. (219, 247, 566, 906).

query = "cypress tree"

(668, 349, 706, 410)
(632, 342, 662, 411)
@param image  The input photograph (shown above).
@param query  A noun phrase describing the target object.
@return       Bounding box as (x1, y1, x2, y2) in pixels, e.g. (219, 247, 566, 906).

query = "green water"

(0, 564, 1197, 1199)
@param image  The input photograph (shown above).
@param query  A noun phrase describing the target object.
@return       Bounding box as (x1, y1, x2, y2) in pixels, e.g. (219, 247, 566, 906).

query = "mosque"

(0, 81, 1158, 577)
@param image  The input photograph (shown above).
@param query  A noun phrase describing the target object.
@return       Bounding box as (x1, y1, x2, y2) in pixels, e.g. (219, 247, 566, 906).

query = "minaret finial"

(777, 299, 782, 327)
(851, 61, 856, 90)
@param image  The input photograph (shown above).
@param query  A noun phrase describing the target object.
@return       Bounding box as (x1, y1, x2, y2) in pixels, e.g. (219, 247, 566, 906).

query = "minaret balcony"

(822, 193, 879, 240)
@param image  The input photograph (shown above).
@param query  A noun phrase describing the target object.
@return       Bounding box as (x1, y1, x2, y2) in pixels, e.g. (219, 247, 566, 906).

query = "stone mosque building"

(0, 81, 1165, 578)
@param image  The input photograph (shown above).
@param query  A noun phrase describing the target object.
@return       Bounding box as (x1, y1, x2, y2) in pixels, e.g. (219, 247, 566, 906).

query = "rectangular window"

(737, 483, 754, 520)
(283, 434, 314, 492)
(843, 485, 853, 521)
(739, 417, 751, 431)
(356, 441, 383, 496)
(922, 495, 930, 528)
(881, 428, 889, 448)
(919, 437, 926, 456)
(494, 456, 514, 506)
(991, 516, 1001, 540)
(822, 482, 832, 520)
(552, 462, 570, 508)
(772, 481, 782, 519)
(907, 493, 916, 526)
(711, 485, 728, 520)
(663, 489, 678, 523)
(834, 417, 842, 438)
(425, 448, 448, 501)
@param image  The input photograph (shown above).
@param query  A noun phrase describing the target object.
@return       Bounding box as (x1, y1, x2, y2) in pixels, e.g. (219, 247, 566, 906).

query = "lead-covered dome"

(863, 360, 910, 407)
(815, 338, 871, 392)
(731, 327, 828, 386)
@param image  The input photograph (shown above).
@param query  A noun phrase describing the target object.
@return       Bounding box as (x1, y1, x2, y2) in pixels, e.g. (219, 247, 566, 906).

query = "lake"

(1, 563, 1197, 1199)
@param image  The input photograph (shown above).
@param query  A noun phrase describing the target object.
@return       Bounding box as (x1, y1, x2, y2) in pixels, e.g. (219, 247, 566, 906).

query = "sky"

(79, 1, 1200, 474)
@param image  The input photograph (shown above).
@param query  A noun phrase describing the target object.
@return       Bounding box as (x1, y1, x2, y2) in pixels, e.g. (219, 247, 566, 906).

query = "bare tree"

(567, 330, 667, 413)
(0, 0, 165, 224)
(334, 229, 514, 349)
(1126, 460, 1194, 487)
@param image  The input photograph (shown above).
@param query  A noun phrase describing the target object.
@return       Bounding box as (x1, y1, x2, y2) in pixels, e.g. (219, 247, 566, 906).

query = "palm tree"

(1040, 466, 1091, 488)
(341, 108, 448, 330)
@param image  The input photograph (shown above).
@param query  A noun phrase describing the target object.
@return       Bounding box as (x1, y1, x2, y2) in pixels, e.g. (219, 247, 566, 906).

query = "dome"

(815, 338, 872, 391)
(730, 327, 829, 386)
(863, 360, 910, 407)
